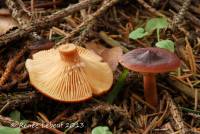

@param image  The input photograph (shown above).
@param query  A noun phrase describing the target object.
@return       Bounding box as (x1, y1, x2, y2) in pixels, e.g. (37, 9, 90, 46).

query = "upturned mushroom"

(25, 43, 113, 102)
(119, 47, 180, 107)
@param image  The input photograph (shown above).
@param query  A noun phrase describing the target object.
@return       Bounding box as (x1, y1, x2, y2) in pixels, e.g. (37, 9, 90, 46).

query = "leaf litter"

(0, 0, 200, 134)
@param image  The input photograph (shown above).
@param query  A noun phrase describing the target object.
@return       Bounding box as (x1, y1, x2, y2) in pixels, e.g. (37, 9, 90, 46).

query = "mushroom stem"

(143, 73, 158, 107)
(59, 44, 80, 64)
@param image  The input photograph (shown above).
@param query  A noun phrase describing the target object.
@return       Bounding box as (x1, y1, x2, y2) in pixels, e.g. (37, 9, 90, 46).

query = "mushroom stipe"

(119, 47, 181, 107)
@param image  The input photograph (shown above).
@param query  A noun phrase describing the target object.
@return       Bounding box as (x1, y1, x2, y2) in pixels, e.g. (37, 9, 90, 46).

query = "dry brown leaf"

(101, 47, 123, 71)
(0, 8, 10, 16)
(85, 41, 106, 55)
(86, 41, 123, 71)
(0, 16, 18, 36)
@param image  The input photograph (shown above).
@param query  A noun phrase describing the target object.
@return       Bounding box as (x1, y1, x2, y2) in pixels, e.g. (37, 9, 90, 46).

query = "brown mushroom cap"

(119, 47, 181, 73)
(25, 43, 113, 102)
(0, 8, 10, 16)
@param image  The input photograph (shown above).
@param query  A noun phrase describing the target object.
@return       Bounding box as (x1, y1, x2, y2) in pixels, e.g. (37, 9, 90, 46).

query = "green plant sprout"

(129, 17, 175, 52)
(155, 39, 174, 52)
(0, 127, 20, 134)
(92, 126, 112, 134)
(106, 69, 129, 104)
(0, 110, 22, 134)
(128, 28, 148, 40)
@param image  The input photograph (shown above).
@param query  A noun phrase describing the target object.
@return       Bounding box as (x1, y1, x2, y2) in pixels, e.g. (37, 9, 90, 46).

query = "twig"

(132, 94, 157, 111)
(16, 0, 31, 16)
(5, 0, 37, 43)
(143, 116, 158, 134)
(0, 47, 27, 86)
(57, 0, 120, 46)
(174, 0, 200, 15)
(0, 115, 63, 134)
(26, 0, 62, 9)
(0, 91, 40, 113)
(0, 78, 17, 91)
(185, 37, 196, 73)
(0, 115, 18, 126)
(170, 0, 191, 30)
(99, 31, 129, 52)
(169, 0, 200, 28)
(181, 107, 200, 115)
(77, 0, 120, 45)
(31, 0, 35, 18)
(136, 0, 189, 36)
(54, 103, 135, 129)
(164, 91, 187, 134)
(5, 0, 31, 27)
(168, 76, 200, 100)
(155, 98, 170, 127)
(0, 0, 101, 47)
(136, 0, 166, 17)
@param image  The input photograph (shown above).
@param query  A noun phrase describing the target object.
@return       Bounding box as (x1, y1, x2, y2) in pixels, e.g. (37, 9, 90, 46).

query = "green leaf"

(145, 18, 168, 33)
(92, 126, 112, 134)
(129, 28, 148, 40)
(0, 126, 20, 134)
(155, 39, 175, 52)
(20, 120, 29, 126)
(9, 110, 21, 122)
(106, 69, 129, 104)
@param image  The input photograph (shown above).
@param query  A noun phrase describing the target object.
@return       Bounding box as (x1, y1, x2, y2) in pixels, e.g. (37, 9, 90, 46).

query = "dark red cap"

(119, 47, 181, 73)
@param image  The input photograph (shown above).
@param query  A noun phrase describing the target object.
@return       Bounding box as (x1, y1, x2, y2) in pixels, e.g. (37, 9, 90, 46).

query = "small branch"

(170, 0, 191, 29)
(132, 93, 157, 111)
(0, 115, 17, 126)
(57, 0, 120, 45)
(0, 46, 27, 86)
(5, 0, 31, 27)
(136, 0, 166, 17)
(16, 0, 31, 16)
(99, 31, 129, 52)
(163, 91, 187, 134)
(0, 114, 63, 133)
(143, 116, 158, 134)
(53, 103, 135, 130)
(0, 0, 101, 48)
(0, 91, 41, 113)
(174, 0, 200, 15)
(76, 0, 120, 45)
(169, 0, 200, 29)
(136, 0, 189, 36)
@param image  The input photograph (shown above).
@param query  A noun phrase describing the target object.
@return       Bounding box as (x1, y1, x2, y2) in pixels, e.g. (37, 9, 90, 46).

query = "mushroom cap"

(0, 8, 10, 16)
(25, 43, 113, 102)
(119, 47, 181, 73)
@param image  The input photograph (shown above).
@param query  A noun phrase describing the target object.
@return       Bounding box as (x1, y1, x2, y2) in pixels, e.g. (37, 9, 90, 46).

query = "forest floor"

(0, 0, 200, 134)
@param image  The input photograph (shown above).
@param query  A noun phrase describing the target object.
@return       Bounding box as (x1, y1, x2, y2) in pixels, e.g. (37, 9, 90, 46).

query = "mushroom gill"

(25, 43, 113, 102)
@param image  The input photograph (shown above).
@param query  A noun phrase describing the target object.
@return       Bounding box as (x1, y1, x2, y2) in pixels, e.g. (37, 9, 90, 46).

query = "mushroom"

(119, 47, 180, 107)
(0, 8, 10, 16)
(25, 43, 113, 102)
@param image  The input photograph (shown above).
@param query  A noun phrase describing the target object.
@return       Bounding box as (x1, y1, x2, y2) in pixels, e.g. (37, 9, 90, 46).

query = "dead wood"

(169, 0, 200, 28)
(0, 0, 101, 48)
(0, 91, 41, 113)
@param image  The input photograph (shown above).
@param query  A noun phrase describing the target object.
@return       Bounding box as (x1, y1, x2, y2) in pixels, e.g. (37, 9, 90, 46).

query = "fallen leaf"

(0, 16, 18, 36)
(86, 41, 123, 71)
(85, 41, 106, 55)
(101, 47, 123, 71)
(0, 8, 10, 16)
